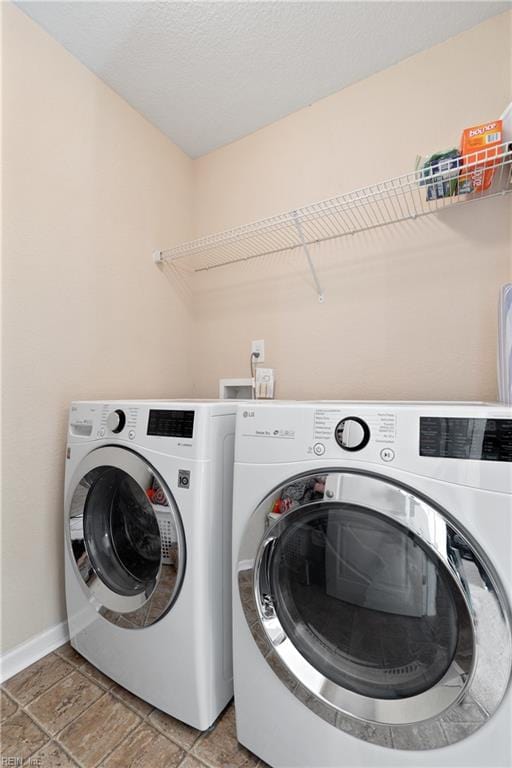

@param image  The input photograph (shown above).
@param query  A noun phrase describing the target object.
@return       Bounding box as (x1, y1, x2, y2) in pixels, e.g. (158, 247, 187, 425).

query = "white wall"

(192, 11, 512, 401)
(1, 3, 193, 654)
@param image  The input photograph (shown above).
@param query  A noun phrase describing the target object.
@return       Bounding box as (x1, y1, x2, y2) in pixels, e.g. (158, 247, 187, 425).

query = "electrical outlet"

(251, 339, 265, 363)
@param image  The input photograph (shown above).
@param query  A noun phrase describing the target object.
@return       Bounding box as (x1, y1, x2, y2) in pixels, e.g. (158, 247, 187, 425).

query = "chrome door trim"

(66, 446, 185, 628)
(237, 469, 512, 750)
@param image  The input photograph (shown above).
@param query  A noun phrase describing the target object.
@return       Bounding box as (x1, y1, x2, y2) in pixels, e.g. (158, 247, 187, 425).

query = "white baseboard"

(0, 620, 69, 683)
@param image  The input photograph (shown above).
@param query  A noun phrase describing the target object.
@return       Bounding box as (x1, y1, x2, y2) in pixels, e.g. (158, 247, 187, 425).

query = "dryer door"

(67, 446, 185, 628)
(238, 470, 512, 750)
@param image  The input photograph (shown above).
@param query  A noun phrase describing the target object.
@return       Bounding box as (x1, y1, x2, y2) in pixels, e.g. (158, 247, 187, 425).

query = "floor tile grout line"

(7, 686, 111, 766)
(97, 719, 153, 767)
(12, 687, 114, 768)
(2, 655, 76, 707)
(176, 752, 210, 768)
(24, 679, 106, 742)
(55, 647, 117, 693)
(87, 715, 144, 768)
(18, 649, 201, 758)
(1, 708, 52, 762)
(5, 648, 256, 768)
(52, 649, 248, 760)
(34, 737, 82, 768)
(23, 663, 93, 713)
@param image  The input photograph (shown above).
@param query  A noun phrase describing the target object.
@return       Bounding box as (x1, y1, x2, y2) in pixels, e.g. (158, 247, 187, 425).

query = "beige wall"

(192, 11, 512, 401)
(1, 4, 193, 653)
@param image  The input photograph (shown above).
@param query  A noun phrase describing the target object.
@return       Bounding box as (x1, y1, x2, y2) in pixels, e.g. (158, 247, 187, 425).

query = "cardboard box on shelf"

(459, 120, 503, 193)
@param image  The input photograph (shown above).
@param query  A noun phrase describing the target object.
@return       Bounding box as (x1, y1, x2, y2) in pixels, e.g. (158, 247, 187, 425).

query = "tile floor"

(0, 644, 266, 768)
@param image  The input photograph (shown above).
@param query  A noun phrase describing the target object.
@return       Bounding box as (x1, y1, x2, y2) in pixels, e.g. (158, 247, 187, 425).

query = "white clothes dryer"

(232, 401, 512, 766)
(65, 400, 235, 729)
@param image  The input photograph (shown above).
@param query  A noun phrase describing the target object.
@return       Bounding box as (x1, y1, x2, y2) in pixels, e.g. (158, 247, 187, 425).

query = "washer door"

(67, 447, 185, 628)
(238, 470, 512, 749)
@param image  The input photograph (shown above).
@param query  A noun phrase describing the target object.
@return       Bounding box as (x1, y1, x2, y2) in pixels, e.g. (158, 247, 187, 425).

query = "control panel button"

(128, 429, 136, 440)
(380, 448, 395, 462)
(313, 442, 326, 456)
(106, 409, 126, 434)
(335, 417, 370, 452)
(98, 428, 105, 438)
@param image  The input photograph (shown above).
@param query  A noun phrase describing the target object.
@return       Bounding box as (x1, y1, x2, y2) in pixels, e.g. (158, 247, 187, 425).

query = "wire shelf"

(155, 142, 512, 300)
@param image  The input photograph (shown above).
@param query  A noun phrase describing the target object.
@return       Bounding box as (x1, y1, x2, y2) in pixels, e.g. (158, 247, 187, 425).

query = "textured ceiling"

(17, 1, 510, 158)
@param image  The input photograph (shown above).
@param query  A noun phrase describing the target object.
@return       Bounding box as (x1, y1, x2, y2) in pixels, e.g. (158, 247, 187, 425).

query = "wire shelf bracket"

(292, 211, 325, 303)
(154, 141, 512, 302)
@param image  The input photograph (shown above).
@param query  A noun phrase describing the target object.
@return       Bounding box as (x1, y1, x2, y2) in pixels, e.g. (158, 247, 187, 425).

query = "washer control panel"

(68, 402, 203, 454)
(311, 408, 396, 459)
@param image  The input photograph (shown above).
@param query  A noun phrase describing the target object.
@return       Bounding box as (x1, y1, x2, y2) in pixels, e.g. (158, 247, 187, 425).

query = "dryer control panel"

(420, 417, 512, 462)
(235, 402, 512, 493)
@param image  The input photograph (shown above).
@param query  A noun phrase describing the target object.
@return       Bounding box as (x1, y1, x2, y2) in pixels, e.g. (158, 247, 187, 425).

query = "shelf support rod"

(292, 212, 325, 303)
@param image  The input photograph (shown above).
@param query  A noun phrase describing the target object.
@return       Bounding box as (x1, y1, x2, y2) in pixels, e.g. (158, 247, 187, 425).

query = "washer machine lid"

(67, 446, 185, 628)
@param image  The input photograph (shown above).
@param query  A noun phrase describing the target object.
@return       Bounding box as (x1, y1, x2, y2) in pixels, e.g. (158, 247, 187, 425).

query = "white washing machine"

(232, 401, 512, 766)
(65, 400, 236, 729)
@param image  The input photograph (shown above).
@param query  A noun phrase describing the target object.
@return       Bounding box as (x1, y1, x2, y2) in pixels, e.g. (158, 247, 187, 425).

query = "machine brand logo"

(242, 410, 255, 418)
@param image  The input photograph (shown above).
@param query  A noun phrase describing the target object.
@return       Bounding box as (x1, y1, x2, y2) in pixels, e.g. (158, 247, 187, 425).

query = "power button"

(313, 443, 326, 456)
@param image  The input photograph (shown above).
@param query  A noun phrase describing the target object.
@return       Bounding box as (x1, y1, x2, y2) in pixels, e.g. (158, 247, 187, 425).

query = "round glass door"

(268, 503, 469, 701)
(67, 447, 185, 628)
(238, 470, 512, 749)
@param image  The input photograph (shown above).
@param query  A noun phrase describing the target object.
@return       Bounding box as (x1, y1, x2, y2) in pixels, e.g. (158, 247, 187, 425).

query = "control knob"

(106, 409, 126, 434)
(335, 417, 370, 451)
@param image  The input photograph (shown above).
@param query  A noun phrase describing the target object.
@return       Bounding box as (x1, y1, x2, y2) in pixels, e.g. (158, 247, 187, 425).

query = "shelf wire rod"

(397, 176, 415, 220)
(209, 221, 290, 266)
(303, 206, 334, 240)
(193, 233, 309, 273)
(312, 210, 338, 241)
(378, 188, 398, 225)
(386, 182, 404, 223)
(242, 226, 293, 263)
(356, 186, 382, 226)
(367, 186, 388, 225)
(353, 190, 377, 230)
(341, 195, 364, 233)
(350, 195, 372, 232)
(325, 207, 346, 238)
(406, 175, 421, 219)
(198, 237, 247, 269)
(365, 188, 387, 228)
(224, 229, 274, 260)
(404, 175, 422, 219)
(391, 187, 412, 225)
(317, 201, 345, 236)
(210, 229, 271, 267)
(378, 181, 399, 224)
(363, 200, 380, 230)
(294, 209, 321, 241)
(322, 199, 353, 237)
(334, 194, 361, 232)
(336, 194, 363, 233)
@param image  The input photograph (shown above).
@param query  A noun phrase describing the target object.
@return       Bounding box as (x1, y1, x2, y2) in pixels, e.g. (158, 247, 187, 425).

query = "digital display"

(420, 418, 512, 462)
(147, 410, 194, 439)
